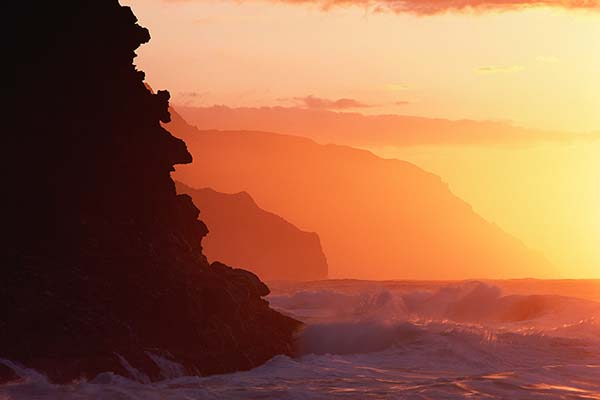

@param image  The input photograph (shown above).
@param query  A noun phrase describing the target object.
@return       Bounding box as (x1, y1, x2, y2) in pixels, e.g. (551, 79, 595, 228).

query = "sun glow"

(370, 140, 600, 278)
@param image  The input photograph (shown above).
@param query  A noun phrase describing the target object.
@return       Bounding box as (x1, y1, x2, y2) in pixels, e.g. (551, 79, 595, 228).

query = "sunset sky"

(124, 0, 599, 132)
(122, 0, 600, 278)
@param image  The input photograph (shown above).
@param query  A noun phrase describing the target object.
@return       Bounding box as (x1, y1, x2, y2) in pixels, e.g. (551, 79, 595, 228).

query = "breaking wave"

(2, 280, 599, 399)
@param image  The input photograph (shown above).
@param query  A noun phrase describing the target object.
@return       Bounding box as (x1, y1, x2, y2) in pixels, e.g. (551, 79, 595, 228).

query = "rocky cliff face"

(176, 182, 328, 281)
(4, 0, 299, 383)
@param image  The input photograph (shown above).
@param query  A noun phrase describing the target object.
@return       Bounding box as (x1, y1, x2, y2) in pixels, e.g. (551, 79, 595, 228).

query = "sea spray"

(2, 280, 600, 399)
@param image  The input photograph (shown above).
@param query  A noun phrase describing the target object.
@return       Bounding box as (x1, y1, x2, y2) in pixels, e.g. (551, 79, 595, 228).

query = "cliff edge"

(4, 0, 299, 383)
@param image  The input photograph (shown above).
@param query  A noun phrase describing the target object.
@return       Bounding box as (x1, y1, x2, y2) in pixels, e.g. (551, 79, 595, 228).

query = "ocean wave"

(2, 280, 599, 399)
(270, 281, 600, 331)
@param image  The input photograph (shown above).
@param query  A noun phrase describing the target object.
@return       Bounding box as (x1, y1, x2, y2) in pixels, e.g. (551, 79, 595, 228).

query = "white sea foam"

(2, 280, 599, 399)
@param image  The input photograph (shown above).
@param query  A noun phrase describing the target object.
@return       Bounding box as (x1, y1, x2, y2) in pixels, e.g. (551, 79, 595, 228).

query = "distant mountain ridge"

(168, 109, 553, 280)
(175, 105, 596, 147)
(176, 182, 328, 281)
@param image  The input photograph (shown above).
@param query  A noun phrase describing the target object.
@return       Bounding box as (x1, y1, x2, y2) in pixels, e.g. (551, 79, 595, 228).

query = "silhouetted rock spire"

(4, 0, 299, 383)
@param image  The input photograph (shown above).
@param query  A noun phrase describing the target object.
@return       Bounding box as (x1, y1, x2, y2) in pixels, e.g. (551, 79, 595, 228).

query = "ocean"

(2, 279, 599, 399)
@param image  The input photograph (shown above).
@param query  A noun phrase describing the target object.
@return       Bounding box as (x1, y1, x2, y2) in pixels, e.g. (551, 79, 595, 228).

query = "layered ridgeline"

(169, 115, 553, 280)
(176, 182, 328, 281)
(175, 105, 586, 147)
(4, 1, 299, 383)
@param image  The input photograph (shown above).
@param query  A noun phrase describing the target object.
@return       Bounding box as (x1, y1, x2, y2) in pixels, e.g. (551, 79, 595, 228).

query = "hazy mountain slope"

(168, 111, 552, 280)
(175, 105, 586, 147)
(176, 182, 328, 281)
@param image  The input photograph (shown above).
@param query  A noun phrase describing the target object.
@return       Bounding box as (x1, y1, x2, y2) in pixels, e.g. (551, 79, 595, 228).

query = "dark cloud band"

(292, 95, 371, 110)
(167, 0, 600, 14)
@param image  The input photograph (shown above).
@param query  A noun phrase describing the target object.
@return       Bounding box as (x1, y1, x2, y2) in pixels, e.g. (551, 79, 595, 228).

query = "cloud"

(179, 91, 207, 98)
(476, 65, 525, 74)
(394, 100, 411, 105)
(385, 83, 410, 91)
(193, 15, 272, 24)
(176, 90, 210, 106)
(376, 0, 599, 14)
(164, 0, 600, 14)
(536, 56, 560, 63)
(174, 104, 600, 147)
(291, 95, 372, 110)
(193, 17, 217, 25)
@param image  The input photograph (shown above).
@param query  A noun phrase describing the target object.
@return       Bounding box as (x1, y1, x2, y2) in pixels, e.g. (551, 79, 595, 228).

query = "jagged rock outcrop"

(4, 0, 299, 383)
(176, 182, 328, 281)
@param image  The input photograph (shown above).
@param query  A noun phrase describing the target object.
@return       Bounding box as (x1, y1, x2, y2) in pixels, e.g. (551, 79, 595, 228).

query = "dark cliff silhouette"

(169, 121, 553, 280)
(176, 182, 328, 281)
(4, 0, 299, 383)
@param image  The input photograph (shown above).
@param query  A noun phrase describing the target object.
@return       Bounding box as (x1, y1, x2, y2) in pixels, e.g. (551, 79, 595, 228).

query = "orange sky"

(124, 0, 600, 133)
(122, 0, 600, 278)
